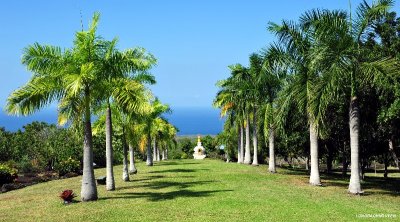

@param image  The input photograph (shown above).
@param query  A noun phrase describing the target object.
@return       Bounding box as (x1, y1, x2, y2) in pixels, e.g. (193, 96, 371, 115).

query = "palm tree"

(247, 52, 285, 166)
(230, 65, 251, 164)
(256, 45, 287, 173)
(152, 117, 177, 162)
(129, 144, 138, 174)
(301, 0, 395, 193)
(98, 40, 156, 190)
(268, 17, 322, 185)
(247, 53, 265, 166)
(93, 81, 149, 182)
(213, 65, 248, 164)
(158, 121, 178, 161)
(144, 99, 170, 166)
(127, 123, 146, 174)
(6, 13, 108, 201)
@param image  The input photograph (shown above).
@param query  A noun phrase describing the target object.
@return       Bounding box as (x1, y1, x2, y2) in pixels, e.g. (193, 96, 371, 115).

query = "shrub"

(55, 157, 80, 176)
(17, 155, 40, 173)
(207, 151, 224, 160)
(181, 152, 188, 159)
(59, 189, 76, 203)
(0, 163, 18, 185)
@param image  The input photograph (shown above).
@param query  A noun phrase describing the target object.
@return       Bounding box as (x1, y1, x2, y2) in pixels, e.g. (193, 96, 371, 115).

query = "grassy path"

(0, 159, 399, 221)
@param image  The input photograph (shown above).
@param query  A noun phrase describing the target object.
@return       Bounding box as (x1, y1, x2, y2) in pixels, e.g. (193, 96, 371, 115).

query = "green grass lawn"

(1, 159, 399, 222)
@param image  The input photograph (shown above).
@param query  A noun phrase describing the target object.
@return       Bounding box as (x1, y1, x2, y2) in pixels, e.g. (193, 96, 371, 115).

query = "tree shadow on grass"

(138, 180, 217, 190)
(280, 166, 400, 197)
(100, 189, 233, 202)
(320, 172, 400, 196)
(361, 177, 400, 197)
(116, 179, 215, 191)
(154, 161, 201, 166)
(149, 168, 209, 174)
(279, 166, 309, 176)
(123, 175, 166, 183)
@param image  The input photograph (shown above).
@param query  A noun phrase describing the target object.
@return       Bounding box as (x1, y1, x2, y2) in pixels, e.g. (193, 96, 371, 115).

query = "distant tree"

(180, 138, 194, 156)
(0, 128, 14, 162)
(201, 135, 216, 154)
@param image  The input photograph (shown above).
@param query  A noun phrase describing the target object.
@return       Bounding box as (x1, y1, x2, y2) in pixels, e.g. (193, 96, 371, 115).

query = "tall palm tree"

(268, 17, 322, 185)
(214, 65, 248, 164)
(129, 144, 138, 174)
(152, 117, 177, 162)
(93, 81, 149, 182)
(247, 53, 265, 166)
(229, 65, 251, 164)
(95, 38, 156, 191)
(6, 13, 108, 201)
(158, 121, 178, 161)
(144, 98, 170, 166)
(257, 45, 287, 172)
(302, 0, 395, 193)
(127, 123, 146, 174)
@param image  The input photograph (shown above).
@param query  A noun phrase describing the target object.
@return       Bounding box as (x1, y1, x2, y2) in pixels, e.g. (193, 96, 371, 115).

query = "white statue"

(193, 135, 206, 159)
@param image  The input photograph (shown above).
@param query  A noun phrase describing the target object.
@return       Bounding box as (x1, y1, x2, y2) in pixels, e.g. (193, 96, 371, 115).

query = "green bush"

(207, 151, 224, 160)
(17, 155, 38, 173)
(55, 157, 81, 176)
(181, 153, 188, 159)
(0, 163, 18, 185)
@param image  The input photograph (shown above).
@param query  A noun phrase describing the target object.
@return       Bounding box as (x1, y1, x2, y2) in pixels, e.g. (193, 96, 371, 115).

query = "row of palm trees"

(6, 13, 177, 201)
(214, 0, 399, 194)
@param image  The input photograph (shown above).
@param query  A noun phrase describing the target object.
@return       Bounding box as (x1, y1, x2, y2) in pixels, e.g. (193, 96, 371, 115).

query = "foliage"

(54, 157, 81, 176)
(16, 155, 37, 173)
(167, 146, 183, 159)
(178, 138, 195, 156)
(0, 163, 18, 185)
(0, 122, 84, 173)
(180, 153, 188, 159)
(0, 128, 16, 162)
(201, 135, 217, 153)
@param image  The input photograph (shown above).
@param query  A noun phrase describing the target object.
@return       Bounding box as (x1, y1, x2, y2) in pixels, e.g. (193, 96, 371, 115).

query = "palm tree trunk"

(384, 154, 388, 178)
(105, 102, 115, 191)
(252, 107, 258, 166)
(153, 138, 157, 162)
(268, 126, 276, 173)
(389, 137, 399, 170)
(162, 148, 166, 160)
(237, 124, 241, 163)
(156, 146, 160, 161)
(348, 97, 362, 194)
(129, 144, 137, 174)
(309, 122, 321, 185)
(240, 124, 244, 163)
(305, 156, 309, 171)
(122, 130, 129, 182)
(81, 89, 98, 201)
(146, 131, 153, 166)
(244, 114, 251, 164)
(165, 148, 168, 160)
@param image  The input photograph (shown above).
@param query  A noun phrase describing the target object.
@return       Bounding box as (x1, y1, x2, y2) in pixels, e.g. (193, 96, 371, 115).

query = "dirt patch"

(1, 171, 78, 193)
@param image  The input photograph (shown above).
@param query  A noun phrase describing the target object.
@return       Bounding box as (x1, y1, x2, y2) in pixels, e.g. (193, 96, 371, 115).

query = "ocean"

(0, 107, 224, 135)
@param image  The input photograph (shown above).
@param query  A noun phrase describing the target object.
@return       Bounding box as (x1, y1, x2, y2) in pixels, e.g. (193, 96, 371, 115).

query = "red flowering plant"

(59, 190, 76, 203)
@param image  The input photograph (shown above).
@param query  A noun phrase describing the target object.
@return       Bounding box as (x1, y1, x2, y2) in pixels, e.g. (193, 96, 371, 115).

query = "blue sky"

(0, 1, 399, 132)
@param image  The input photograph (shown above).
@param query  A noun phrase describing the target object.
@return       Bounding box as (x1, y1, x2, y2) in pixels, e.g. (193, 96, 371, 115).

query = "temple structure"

(193, 135, 206, 159)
